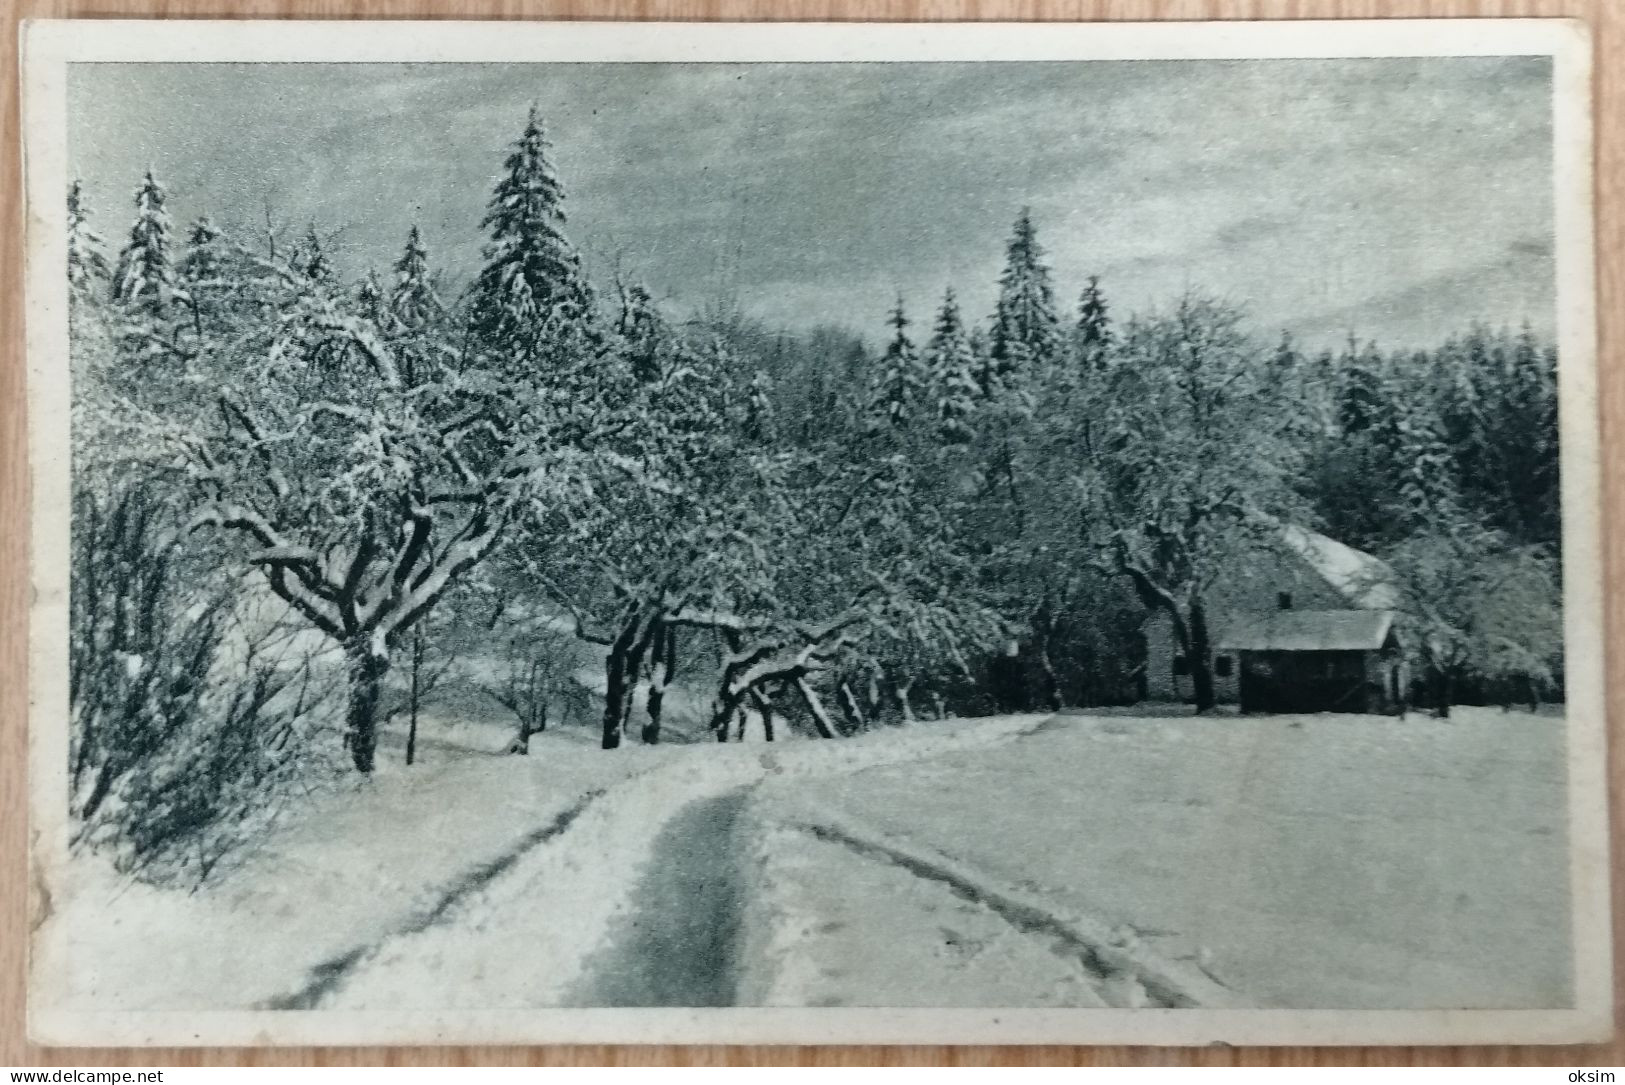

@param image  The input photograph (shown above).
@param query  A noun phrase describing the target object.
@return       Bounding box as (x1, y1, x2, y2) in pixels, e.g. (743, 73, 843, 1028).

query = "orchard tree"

(170, 245, 580, 772)
(1385, 520, 1562, 716)
(1078, 294, 1304, 712)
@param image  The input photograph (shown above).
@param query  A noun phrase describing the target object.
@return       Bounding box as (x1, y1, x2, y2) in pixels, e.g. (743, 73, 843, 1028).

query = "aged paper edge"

(20, 16, 1611, 1048)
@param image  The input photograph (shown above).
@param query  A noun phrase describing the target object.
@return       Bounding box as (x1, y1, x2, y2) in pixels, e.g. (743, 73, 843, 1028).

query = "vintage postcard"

(21, 19, 1610, 1046)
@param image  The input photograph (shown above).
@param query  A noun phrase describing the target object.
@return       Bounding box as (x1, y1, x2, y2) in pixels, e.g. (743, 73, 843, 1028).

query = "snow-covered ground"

(753, 708, 1570, 1009)
(37, 711, 1051, 1012)
(37, 707, 1570, 1014)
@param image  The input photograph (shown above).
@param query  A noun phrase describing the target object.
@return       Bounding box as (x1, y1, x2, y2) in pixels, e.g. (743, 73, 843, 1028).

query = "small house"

(1142, 526, 1407, 715)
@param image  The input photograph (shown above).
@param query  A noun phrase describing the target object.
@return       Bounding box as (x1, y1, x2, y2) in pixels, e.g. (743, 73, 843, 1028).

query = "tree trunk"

(794, 677, 839, 738)
(601, 620, 639, 750)
(1033, 600, 1062, 711)
(838, 681, 866, 732)
(929, 692, 947, 721)
(345, 642, 389, 774)
(405, 629, 423, 766)
(642, 623, 675, 745)
(753, 688, 776, 742)
(1434, 666, 1453, 719)
(1189, 598, 1216, 714)
(619, 620, 653, 739)
(896, 678, 918, 724)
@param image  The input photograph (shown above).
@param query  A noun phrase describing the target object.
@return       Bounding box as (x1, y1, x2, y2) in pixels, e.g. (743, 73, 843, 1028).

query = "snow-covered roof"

(1278, 525, 1400, 609)
(1214, 609, 1397, 652)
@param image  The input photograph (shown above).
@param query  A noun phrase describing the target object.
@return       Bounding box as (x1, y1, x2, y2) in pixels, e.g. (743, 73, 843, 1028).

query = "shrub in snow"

(70, 481, 337, 885)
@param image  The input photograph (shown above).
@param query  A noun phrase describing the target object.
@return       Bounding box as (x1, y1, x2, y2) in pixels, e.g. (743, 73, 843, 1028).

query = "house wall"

(1144, 611, 1182, 702)
(1144, 611, 1241, 704)
(1138, 538, 1375, 709)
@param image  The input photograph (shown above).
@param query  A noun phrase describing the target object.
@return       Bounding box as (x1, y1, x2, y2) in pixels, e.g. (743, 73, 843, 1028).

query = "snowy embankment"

(40, 713, 1051, 1012)
(752, 708, 1570, 1010)
(40, 732, 646, 1011)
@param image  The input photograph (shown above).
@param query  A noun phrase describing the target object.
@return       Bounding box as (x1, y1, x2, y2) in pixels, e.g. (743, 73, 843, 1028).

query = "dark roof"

(1214, 609, 1397, 652)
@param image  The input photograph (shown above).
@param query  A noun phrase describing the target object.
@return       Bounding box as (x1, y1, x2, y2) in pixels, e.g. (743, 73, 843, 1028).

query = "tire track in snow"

(283, 715, 1059, 1011)
(262, 787, 607, 1010)
(783, 816, 1244, 1009)
(566, 789, 751, 1007)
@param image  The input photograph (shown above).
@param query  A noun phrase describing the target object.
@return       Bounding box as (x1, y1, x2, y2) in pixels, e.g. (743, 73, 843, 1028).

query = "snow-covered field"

(751, 708, 1570, 1009)
(36, 708, 1570, 1014)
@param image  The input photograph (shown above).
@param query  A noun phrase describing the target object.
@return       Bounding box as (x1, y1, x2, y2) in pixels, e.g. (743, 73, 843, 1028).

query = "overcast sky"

(68, 58, 1555, 352)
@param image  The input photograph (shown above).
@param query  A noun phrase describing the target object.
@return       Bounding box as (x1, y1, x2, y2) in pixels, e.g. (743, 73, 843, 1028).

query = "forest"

(65, 108, 1565, 883)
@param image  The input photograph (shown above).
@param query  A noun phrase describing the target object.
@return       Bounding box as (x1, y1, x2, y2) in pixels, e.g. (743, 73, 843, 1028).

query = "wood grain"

(2, 0, 1619, 1066)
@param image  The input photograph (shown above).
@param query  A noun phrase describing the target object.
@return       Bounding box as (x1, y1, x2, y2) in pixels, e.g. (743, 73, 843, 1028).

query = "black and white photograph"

(21, 19, 1609, 1047)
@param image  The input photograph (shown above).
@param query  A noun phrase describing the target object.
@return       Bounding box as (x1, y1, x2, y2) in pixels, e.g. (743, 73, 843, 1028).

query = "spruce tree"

(925, 288, 979, 443)
(868, 297, 924, 429)
(356, 270, 385, 322)
(616, 281, 665, 384)
(989, 207, 1060, 390)
(111, 169, 173, 310)
(470, 105, 593, 360)
(176, 216, 223, 287)
(1336, 336, 1385, 434)
(743, 368, 777, 444)
(300, 225, 334, 283)
(66, 179, 110, 293)
(390, 225, 442, 330)
(1073, 275, 1112, 373)
(969, 325, 997, 399)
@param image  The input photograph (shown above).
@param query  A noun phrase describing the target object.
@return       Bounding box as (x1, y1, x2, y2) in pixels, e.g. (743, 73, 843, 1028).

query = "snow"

(40, 723, 645, 1010)
(39, 707, 1568, 1015)
(39, 713, 1049, 1012)
(763, 708, 1569, 1009)
(736, 821, 1112, 1008)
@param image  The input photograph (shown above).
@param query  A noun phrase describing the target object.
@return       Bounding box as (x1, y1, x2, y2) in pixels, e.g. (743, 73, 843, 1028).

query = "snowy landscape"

(47, 57, 1573, 1018)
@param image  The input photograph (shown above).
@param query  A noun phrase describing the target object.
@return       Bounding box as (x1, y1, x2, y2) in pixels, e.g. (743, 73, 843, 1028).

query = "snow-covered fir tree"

(300, 224, 334, 283)
(67, 179, 110, 293)
(988, 207, 1060, 391)
(616, 281, 666, 384)
(743, 368, 777, 444)
(390, 225, 442, 330)
(1074, 275, 1112, 373)
(868, 297, 925, 429)
(356, 270, 385, 322)
(176, 216, 223, 288)
(111, 169, 173, 310)
(925, 287, 979, 443)
(469, 105, 594, 361)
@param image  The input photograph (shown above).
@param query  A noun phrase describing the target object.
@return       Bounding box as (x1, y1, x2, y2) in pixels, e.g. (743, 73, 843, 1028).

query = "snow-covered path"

(317, 715, 1054, 1010)
(567, 789, 752, 1007)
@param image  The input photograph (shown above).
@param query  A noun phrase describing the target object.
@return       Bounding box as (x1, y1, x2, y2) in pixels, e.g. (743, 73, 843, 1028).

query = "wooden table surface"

(2, 0, 1619, 1067)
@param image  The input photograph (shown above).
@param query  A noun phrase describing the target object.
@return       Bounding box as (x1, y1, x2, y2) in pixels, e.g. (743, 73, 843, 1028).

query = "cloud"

(67, 56, 1556, 351)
